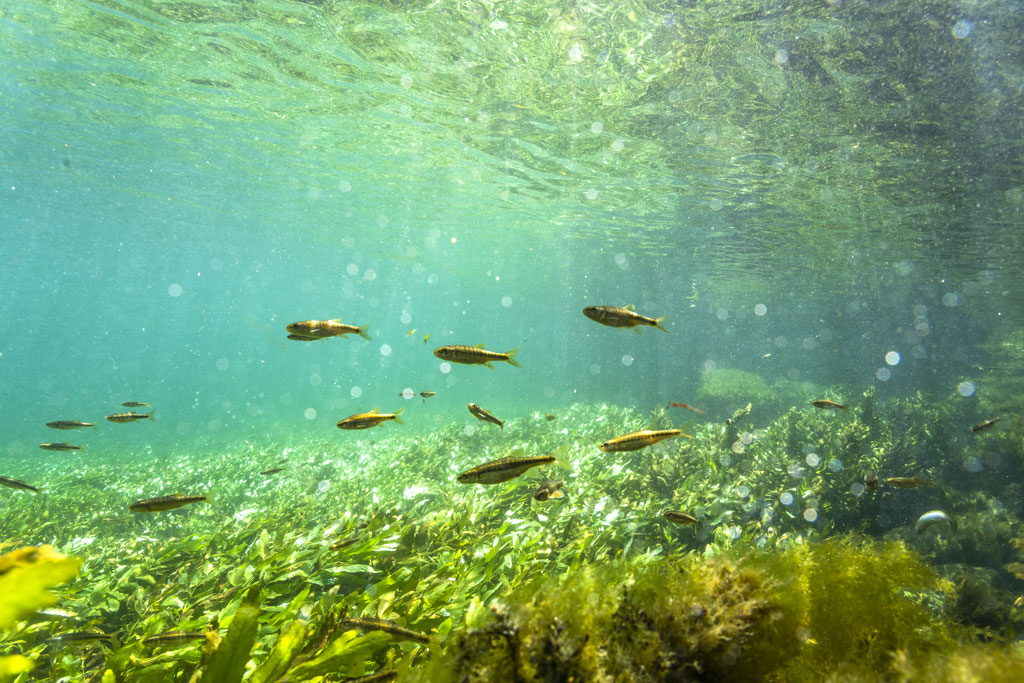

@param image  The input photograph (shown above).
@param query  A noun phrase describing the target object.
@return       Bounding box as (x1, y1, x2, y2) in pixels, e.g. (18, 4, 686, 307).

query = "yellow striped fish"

(599, 429, 689, 452)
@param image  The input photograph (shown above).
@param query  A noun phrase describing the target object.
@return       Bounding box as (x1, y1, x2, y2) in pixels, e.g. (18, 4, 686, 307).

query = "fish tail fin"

(204, 491, 215, 505)
(358, 325, 372, 341)
(148, 410, 156, 422)
(655, 315, 670, 332)
(505, 347, 521, 368)
(498, 420, 505, 431)
(552, 444, 571, 469)
(393, 406, 406, 424)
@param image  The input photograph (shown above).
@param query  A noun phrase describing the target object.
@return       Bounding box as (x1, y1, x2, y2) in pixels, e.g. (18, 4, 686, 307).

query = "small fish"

(864, 470, 880, 491)
(458, 455, 557, 485)
(347, 671, 398, 683)
(46, 420, 96, 430)
(468, 403, 504, 430)
(760, 353, 772, 358)
(106, 411, 154, 423)
(329, 538, 359, 551)
(142, 631, 206, 647)
(915, 510, 957, 536)
(339, 617, 430, 644)
(407, 329, 417, 336)
(129, 495, 209, 513)
(121, 401, 149, 407)
(533, 479, 564, 501)
(286, 319, 371, 341)
(46, 632, 113, 645)
(811, 399, 847, 411)
(0, 476, 39, 493)
(599, 429, 689, 452)
(419, 391, 436, 399)
(664, 510, 698, 525)
(434, 344, 521, 368)
(885, 477, 934, 489)
(337, 408, 405, 430)
(259, 467, 285, 476)
(669, 402, 705, 415)
(39, 443, 82, 451)
(972, 417, 1001, 433)
(544, 413, 556, 421)
(583, 305, 668, 333)
(423, 333, 431, 344)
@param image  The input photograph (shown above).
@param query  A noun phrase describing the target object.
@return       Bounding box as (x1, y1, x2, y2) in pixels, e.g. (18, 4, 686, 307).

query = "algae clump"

(409, 537, 968, 682)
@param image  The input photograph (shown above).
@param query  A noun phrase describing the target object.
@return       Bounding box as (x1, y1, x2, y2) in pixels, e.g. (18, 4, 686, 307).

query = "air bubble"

(885, 351, 900, 366)
(621, 354, 634, 366)
(346, 263, 359, 275)
(754, 303, 767, 316)
(590, 121, 603, 134)
(568, 45, 583, 62)
(304, 408, 317, 420)
(401, 388, 414, 399)
(168, 283, 183, 297)
(952, 19, 972, 38)
(216, 358, 229, 371)
(958, 381, 976, 397)
(803, 508, 818, 523)
(380, 344, 392, 356)
(805, 453, 820, 467)
(464, 425, 476, 436)
(350, 386, 362, 398)
(501, 296, 512, 308)
(876, 367, 892, 381)
(440, 362, 452, 374)
(780, 492, 794, 506)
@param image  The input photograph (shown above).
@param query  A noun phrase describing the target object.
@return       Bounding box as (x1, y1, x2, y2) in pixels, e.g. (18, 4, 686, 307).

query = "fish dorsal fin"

(473, 343, 485, 349)
(368, 409, 380, 414)
(329, 318, 342, 323)
(624, 304, 636, 311)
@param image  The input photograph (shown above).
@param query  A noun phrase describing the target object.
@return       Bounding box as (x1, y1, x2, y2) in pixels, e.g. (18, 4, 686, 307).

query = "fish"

(810, 399, 847, 411)
(972, 417, 1001, 433)
(121, 401, 149, 407)
(259, 468, 285, 475)
(419, 391, 436, 399)
(0, 476, 39, 493)
(39, 443, 82, 451)
(46, 632, 114, 645)
(337, 408, 405, 430)
(599, 429, 689, 452)
(915, 510, 957, 536)
(329, 538, 359, 551)
(407, 329, 417, 336)
(668, 402, 705, 415)
(664, 510, 698, 525)
(864, 470, 880, 491)
(885, 477, 934, 489)
(423, 333, 431, 344)
(129, 495, 209, 513)
(545, 413, 556, 421)
(468, 403, 504, 430)
(106, 411, 154, 423)
(286, 319, 371, 341)
(46, 420, 96, 429)
(142, 631, 206, 646)
(458, 454, 557, 485)
(339, 617, 430, 644)
(533, 479, 564, 501)
(434, 344, 521, 368)
(583, 305, 668, 333)
(347, 671, 398, 683)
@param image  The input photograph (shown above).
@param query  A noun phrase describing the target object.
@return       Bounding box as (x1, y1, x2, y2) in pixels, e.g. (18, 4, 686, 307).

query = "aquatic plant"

(406, 537, 961, 682)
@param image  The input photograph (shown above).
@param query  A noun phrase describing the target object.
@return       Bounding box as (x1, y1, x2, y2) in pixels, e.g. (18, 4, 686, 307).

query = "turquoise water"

(3, 0, 1019, 459)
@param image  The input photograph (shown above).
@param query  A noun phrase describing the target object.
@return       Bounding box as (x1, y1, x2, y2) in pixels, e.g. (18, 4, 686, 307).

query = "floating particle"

(304, 408, 317, 420)
(774, 49, 789, 65)
(440, 362, 452, 374)
(317, 480, 330, 494)
(754, 303, 767, 316)
(591, 121, 603, 134)
(621, 354, 634, 366)
(350, 386, 362, 398)
(803, 508, 818, 523)
(346, 263, 359, 275)
(501, 296, 512, 308)
(828, 458, 843, 472)
(885, 351, 900, 366)
(168, 283, 183, 297)
(805, 452, 820, 467)
(952, 19, 972, 38)
(876, 367, 892, 381)
(216, 358, 229, 371)
(380, 344, 392, 356)
(737, 485, 750, 498)
(780, 492, 794, 505)
(568, 46, 583, 62)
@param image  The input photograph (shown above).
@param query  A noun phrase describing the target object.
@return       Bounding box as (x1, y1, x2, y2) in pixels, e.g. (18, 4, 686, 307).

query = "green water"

(2, 1, 1023, 681)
